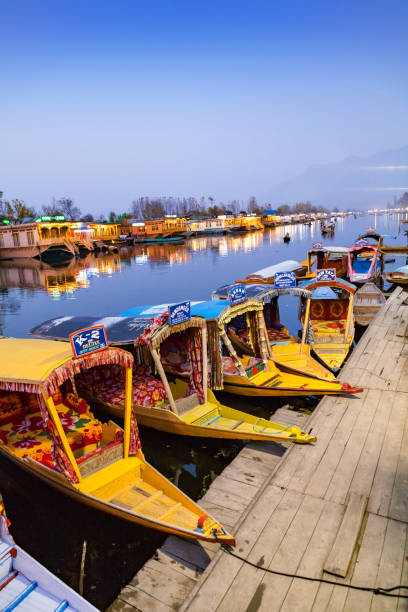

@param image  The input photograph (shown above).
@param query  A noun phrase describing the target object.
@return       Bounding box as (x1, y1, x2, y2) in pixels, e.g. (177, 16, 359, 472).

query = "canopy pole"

(123, 366, 132, 458)
(202, 325, 208, 403)
(44, 393, 82, 482)
(150, 347, 178, 414)
(301, 298, 311, 354)
(345, 294, 354, 340)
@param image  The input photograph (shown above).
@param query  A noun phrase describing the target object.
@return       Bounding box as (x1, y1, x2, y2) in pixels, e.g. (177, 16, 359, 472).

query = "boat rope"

(220, 545, 408, 598)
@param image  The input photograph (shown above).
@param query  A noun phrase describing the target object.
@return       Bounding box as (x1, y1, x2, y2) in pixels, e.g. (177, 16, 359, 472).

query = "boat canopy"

(249, 260, 304, 277)
(309, 246, 349, 254)
(349, 244, 378, 254)
(300, 278, 357, 294)
(0, 338, 132, 397)
(31, 314, 206, 349)
(394, 265, 408, 274)
(212, 283, 312, 301)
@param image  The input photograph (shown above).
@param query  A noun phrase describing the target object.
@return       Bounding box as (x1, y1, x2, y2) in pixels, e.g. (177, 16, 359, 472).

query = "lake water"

(0, 212, 406, 609)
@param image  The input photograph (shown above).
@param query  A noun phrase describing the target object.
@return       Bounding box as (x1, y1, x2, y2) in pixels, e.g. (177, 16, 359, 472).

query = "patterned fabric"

(187, 328, 204, 402)
(218, 327, 248, 378)
(207, 321, 223, 389)
(129, 407, 141, 454)
(76, 364, 167, 408)
(137, 313, 169, 346)
(310, 299, 348, 321)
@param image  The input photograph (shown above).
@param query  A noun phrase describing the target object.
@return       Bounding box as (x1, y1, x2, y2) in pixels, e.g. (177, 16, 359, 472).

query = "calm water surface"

(0, 213, 406, 609)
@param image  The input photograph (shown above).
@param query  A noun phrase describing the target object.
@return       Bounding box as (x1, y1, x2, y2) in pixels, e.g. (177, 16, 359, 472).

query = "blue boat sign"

(316, 268, 336, 282)
(274, 271, 297, 288)
(70, 325, 109, 358)
(312, 241, 323, 250)
(169, 301, 191, 326)
(228, 285, 247, 305)
(355, 239, 368, 246)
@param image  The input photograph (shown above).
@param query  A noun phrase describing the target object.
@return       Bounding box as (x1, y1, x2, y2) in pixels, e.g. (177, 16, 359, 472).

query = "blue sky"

(1, 0, 408, 213)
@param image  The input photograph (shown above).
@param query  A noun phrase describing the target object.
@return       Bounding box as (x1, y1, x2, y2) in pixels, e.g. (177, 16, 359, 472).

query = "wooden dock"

(109, 286, 408, 612)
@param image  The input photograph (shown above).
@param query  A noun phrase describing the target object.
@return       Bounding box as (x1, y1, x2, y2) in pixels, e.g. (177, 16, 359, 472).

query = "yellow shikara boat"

(357, 231, 408, 253)
(385, 265, 408, 285)
(211, 283, 336, 381)
(31, 315, 316, 444)
(0, 338, 234, 545)
(119, 301, 362, 398)
(300, 278, 356, 372)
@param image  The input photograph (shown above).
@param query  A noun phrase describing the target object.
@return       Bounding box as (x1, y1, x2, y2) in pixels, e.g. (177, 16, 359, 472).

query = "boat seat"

(0, 403, 103, 470)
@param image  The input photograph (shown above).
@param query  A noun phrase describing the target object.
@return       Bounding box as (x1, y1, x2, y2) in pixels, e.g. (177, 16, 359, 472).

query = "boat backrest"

(175, 393, 200, 415)
(310, 299, 349, 321)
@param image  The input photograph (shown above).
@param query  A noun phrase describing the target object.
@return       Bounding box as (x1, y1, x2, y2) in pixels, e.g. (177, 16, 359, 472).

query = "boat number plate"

(228, 285, 247, 305)
(274, 271, 297, 288)
(316, 268, 336, 282)
(169, 301, 191, 326)
(70, 325, 109, 358)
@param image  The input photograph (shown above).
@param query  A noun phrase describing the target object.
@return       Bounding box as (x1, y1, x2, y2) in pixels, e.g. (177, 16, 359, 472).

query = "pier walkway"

(109, 286, 408, 612)
(182, 286, 408, 612)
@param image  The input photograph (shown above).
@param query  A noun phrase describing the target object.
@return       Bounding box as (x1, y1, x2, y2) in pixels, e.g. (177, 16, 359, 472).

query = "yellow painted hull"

(381, 246, 408, 253)
(0, 440, 234, 545)
(84, 387, 316, 444)
(222, 359, 357, 397)
(385, 273, 408, 285)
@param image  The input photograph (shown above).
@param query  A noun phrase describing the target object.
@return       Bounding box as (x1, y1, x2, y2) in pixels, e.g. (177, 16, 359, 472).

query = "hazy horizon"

(1, 0, 408, 214)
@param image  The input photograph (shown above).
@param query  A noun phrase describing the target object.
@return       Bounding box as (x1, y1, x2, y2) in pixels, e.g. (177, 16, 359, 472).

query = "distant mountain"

(270, 146, 408, 209)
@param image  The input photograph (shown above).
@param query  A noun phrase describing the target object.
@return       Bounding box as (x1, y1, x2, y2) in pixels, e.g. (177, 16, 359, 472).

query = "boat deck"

(180, 286, 408, 612)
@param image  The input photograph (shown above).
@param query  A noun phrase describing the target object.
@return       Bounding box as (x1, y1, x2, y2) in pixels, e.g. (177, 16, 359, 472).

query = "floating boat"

(347, 244, 383, 284)
(0, 338, 234, 545)
(119, 301, 362, 397)
(31, 316, 316, 444)
(0, 494, 96, 611)
(356, 231, 408, 253)
(300, 278, 356, 372)
(385, 265, 408, 285)
(236, 259, 311, 285)
(353, 282, 386, 326)
(283, 233, 291, 243)
(302, 246, 349, 280)
(211, 283, 336, 381)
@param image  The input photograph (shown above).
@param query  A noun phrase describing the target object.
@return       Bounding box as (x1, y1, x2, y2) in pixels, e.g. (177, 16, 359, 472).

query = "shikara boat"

(119, 301, 362, 397)
(31, 315, 316, 444)
(347, 244, 383, 284)
(353, 282, 386, 326)
(236, 259, 311, 285)
(385, 265, 408, 285)
(302, 246, 349, 280)
(357, 231, 408, 253)
(300, 278, 356, 372)
(211, 283, 336, 381)
(0, 338, 234, 545)
(0, 494, 96, 611)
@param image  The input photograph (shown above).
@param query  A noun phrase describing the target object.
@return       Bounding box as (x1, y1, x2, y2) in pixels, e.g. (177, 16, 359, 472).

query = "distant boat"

(283, 233, 291, 242)
(385, 265, 408, 286)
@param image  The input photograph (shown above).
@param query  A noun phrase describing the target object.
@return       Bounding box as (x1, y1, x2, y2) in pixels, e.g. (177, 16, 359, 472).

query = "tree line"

(0, 192, 335, 224)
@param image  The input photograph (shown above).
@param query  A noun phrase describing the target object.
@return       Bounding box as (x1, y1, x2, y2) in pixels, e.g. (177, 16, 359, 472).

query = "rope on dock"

(220, 545, 408, 598)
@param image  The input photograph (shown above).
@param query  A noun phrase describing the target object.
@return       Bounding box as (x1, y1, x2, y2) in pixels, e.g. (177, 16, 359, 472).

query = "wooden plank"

(348, 391, 393, 499)
(253, 494, 326, 612)
(202, 489, 304, 612)
(107, 599, 141, 612)
(397, 525, 408, 612)
(185, 485, 288, 612)
(368, 392, 407, 517)
(342, 513, 388, 612)
(272, 396, 349, 492)
(371, 518, 407, 612)
(325, 389, 380, 505)
(280, 499, 345, 612)
(145, 550, 202, 581)
(208, 473, 259, 500)
(117, 585, 173, 612)
(324, 493, 368, 578)
(219, 454, 272, 488)
(389, 400, 408, 523)
(128, 561, 196, 609)
(307, 398, 361, 499)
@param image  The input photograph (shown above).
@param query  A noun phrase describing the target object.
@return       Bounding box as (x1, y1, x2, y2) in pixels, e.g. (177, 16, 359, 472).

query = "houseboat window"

(59, 226, 68, 237)
(27, 230, 34, 245)
(0, 234, 4, 248)
(41, 227, 49, 239)
(50, 226, 59, 238)
(12, 231, 20, 247)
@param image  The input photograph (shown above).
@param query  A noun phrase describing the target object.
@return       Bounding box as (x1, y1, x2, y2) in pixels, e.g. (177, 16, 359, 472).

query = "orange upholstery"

(310, 299, 348, 321)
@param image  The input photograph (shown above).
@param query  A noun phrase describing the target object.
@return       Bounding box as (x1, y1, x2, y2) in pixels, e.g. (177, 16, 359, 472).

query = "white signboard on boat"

(316, 268, 336, 282)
